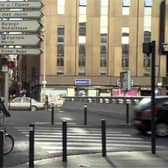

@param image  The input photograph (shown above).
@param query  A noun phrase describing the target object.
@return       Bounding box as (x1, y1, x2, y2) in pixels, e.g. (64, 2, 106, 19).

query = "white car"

(9, 97, 45, 111)
(48, 97, 64, 108)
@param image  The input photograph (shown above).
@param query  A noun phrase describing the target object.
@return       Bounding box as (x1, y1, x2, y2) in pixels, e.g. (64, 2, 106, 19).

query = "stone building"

(23, 0, 168, 98)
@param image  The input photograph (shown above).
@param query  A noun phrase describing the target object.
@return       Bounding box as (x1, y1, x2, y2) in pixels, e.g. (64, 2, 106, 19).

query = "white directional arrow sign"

(0, 48, 41, 55)
(0, 20, 40, 32)
(0, 34, 40, 46)
(0, 1, 42, 9)
(0, 11, 42, 18)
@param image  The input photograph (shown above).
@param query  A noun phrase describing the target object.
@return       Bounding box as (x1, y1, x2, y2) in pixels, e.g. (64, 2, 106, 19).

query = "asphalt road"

(2, 103, 168, 167)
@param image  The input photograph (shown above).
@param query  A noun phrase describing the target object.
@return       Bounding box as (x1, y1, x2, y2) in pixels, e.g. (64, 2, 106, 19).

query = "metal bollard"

(126, 104, 129, 124)
(51, 106, 54, 125)
(0, 131, 3, 168)
(101, 119, 106, 157)
(29, 124, 35, 168)
(62, 121, 67, 162)
(84, 104, 87, 125)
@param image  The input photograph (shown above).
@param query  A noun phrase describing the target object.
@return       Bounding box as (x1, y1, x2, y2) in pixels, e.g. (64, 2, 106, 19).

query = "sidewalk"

(12, 150, 168, 168)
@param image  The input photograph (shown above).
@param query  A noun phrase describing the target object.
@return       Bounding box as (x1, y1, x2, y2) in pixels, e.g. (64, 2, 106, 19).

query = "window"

(144, 31, 151, 42)
(143, 0, 152, 67)
(144, 0, 152, 7)
(144, 54, 151, 67)
(122, 0, 131, 16)
(121, 27, 129, 67)
(122, 28, 129, 44)
(58, 26, 64, 35)
(78, 0, 87, 72)
(100, 43, 107, 67)
(79, 22, 86, 36)
(57, 26, 64, 67)
(78, 72, 86, 76)
(80, 0, 87, 6)
(57, 0, 65, 14)
(57, 44, 64, 54)
(79, 44, 85, 66)
(100, 0, 108, 71)
(57, 55, 64, 66)
(57, 71, 64, 76)
(122, 45, 129, 67)
(57, 36, 64, 43)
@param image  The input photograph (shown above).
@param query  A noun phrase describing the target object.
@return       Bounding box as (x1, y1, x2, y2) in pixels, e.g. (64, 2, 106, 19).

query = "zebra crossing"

(15, 125, 160, 154)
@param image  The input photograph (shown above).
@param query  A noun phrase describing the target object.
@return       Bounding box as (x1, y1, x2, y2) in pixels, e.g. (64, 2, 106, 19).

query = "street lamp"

(41, 28, 47, 102)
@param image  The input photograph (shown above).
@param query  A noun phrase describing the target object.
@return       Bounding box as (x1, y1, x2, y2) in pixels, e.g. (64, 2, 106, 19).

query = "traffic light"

(7, 61, 14, 68)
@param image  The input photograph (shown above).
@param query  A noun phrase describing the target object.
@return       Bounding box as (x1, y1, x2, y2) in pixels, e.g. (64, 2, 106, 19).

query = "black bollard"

(0, 131, 3, 168)
(84, 104, 87, 125)
(29, 124, 35, 168)
(101, 119, 106, 157)
(51, 106, 54, 125)
(62, 121, 67, 162)
(126, 104, 129, 124)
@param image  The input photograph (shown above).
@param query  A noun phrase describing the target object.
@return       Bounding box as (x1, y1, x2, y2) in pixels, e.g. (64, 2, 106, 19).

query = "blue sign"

(75, 79, 91, 86)
(1, 34, 6, 40)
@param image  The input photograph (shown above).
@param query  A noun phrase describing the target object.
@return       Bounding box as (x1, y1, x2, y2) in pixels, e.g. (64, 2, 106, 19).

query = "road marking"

(15, 126, 160, 154)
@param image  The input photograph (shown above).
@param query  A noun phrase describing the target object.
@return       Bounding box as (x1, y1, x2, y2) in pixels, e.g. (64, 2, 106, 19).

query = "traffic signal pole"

(143, 41, 156, 154)
(151, 41, 156, 154)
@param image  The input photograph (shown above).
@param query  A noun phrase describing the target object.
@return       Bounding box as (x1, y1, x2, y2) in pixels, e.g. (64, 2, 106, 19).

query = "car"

(9, 97, 45, 111)
(48, 97, 64, 108)
(133, 96, 168, 137)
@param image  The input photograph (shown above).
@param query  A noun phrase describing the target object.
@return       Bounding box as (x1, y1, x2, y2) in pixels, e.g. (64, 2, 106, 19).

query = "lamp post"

(41, 29, 47, 102)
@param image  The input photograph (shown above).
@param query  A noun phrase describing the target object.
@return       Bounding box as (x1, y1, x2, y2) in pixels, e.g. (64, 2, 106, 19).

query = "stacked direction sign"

(0, 1, 42, 55)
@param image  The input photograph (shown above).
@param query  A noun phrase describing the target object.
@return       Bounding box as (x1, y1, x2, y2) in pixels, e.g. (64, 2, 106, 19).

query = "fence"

(63, 96, 144, 105)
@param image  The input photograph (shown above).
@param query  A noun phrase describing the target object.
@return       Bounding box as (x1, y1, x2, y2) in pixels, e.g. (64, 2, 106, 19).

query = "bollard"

(62, 121, 67, 162)
(84, 104, 87, 125)
(0, 131, 3, 168)
(51, 106, 54, 125)
(29, 124, 35, 168)
(45, 95, 49, 112)
(126, 104, 129, 124)
(101, 119, 106, 157)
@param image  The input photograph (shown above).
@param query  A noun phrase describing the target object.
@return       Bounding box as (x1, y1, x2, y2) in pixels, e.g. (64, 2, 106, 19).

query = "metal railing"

(63, 96, 144, 105)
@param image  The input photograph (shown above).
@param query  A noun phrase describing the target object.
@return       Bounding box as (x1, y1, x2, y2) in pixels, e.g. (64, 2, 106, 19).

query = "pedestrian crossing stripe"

(15, 126, 165, 154)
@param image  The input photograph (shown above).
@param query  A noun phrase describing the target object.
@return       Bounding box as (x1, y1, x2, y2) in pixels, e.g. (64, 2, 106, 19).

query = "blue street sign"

(75, 79, 91, 86)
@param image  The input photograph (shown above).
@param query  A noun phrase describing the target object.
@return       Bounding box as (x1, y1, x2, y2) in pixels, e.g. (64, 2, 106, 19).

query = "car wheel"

(156, 123, 168, 137)
(31, 106, 37, 112)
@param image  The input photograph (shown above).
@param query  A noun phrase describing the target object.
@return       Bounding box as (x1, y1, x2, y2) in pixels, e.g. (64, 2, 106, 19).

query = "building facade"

(33, 0, 168, 99)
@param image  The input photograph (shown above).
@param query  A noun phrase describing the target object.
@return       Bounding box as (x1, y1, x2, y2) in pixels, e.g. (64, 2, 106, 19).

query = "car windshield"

(139, 97, 151, 105)
(13, 98, 21, 103)
(136, 97, 151, 110)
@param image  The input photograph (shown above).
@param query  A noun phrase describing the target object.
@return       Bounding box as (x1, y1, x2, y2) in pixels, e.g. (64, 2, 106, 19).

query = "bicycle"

(0, 99, 14, 155)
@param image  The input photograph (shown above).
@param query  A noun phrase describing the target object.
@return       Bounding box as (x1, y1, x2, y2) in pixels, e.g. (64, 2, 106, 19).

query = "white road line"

(15, 126, 154, 154)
